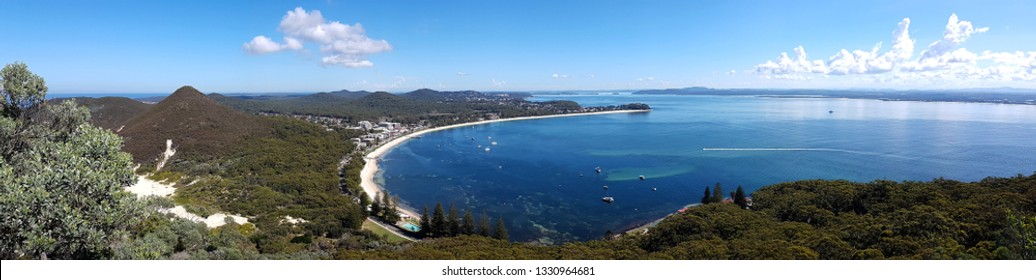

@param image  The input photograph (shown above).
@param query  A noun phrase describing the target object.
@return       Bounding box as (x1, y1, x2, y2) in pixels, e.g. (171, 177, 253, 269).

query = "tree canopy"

(1, 62, 141, 259)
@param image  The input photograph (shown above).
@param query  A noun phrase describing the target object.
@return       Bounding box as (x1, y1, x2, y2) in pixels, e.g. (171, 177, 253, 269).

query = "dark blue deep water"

(379, 94, 1036, 243)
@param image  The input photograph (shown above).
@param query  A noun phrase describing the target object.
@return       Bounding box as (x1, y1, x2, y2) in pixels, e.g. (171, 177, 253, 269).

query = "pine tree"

(734, 185, 748, 209)
(371, 192, 383, 219)
(420, 205, 431, 237)
(701, 187, 712, 204)
(382, 193, 399, 222)
(462, 209, 476, 235)
(492, 217, 509, 241)
(447, 203, 460, 237)
(712, 182, 724, 203)
(478, 210, 491, 237)
(431, 202, 447, 237)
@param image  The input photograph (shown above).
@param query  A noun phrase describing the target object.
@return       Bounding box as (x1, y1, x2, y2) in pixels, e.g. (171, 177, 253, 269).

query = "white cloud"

(456, 72, 469, 76)
(552, 74, 568, 78)
(919, 13, 988, 61)
(754, 14, 1034, 83)
(491, 79, 507, 87)
(243, 36, 303, 54)
(373, 76, 407, 89)
(243, 7, 391, 68)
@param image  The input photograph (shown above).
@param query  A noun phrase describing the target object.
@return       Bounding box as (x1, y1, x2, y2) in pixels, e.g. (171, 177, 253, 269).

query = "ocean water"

(378, 94, 1036, 243)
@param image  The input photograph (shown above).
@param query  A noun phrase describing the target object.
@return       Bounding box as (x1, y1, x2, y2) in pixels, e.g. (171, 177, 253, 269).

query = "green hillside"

(51, 96, 152, 130)
(119, 86, 269, 164)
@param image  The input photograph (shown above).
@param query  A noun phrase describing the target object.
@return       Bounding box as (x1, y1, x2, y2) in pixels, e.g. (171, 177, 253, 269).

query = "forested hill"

(210, 88, 635, 126)
(50, 96, 152, 130)
(344, 174, 1035, 260)
(119, 85, 269, 164)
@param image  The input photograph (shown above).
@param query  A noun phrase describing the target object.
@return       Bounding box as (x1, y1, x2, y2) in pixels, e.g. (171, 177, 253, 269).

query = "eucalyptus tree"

(1, 62, 143, 259)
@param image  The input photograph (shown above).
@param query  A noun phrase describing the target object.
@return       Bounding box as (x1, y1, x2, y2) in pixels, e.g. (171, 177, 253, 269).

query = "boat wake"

(702, 147, 916, 160)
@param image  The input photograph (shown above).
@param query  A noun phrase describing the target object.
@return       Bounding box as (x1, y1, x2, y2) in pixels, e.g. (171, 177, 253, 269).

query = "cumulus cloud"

(243, 36, 303, 54)
(755, 14, 1034, 82)
(920, 14, 988, 61)
(243, 7, 391, 68)
(552, 74, 568, 78)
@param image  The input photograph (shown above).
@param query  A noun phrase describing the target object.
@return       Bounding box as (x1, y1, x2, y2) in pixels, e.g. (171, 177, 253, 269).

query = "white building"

(357, 121, 373, 130)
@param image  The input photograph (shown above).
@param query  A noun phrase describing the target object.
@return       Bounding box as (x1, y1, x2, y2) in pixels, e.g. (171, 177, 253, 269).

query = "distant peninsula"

(630, 87, 1036, 105)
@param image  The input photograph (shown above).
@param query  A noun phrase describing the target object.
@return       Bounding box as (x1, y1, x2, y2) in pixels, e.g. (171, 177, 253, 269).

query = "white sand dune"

(126, 142, 253, 229)
(125, 175, 177, 197)
(155, 139, 176, 171)
(127, 175, 252, 228)
(162, 206, 250, 228)
(281, 215, 307, 225)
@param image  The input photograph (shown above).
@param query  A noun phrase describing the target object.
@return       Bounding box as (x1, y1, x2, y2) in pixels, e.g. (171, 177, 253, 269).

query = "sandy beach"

(359, 109, 651, 220)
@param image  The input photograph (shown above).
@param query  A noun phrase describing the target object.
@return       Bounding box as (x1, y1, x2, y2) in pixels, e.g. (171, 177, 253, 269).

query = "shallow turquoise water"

(401, 222, 421, 232)
(379, 94, 1036, 243)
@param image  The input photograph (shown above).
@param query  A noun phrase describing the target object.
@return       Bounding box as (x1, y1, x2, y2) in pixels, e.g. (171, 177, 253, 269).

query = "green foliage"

(462, 209, 476, 236)
(1, 62, 47, 119)
(420, 206, 431, 237)
(1, 64, 143, 259)
(701, 186, 711, 204)
(53, 97, 152, 130)
(119, 86, 270, 164)
(170, 117, 363, 240)
(711, 182, 723, 203)
(354, 175, 1034, 260)
(109, 208, 264, 260)
(493, 217, 509, 241)
(734, 185, 748, 209)
(447, 203, 460, 236)
(211, 89, 644, 128)
(478, 210, 491, 237)
(1007, 211, 1036, 259)
(431, 203, 447, 237)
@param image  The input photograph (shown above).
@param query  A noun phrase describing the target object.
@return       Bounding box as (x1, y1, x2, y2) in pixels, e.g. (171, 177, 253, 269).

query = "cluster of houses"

(258, 112, 349, 131)
(350, 121, 424, 150)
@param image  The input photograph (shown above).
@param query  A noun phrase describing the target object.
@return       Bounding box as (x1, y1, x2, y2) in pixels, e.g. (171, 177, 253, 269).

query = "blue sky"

(2, 0, 1034, 93)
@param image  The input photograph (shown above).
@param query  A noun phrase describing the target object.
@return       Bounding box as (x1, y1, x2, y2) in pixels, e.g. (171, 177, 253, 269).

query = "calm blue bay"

(379, 94, 1036, 243)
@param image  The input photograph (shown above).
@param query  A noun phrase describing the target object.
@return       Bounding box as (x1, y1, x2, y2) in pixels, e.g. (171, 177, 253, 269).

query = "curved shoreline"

(359, 109, 651, 220)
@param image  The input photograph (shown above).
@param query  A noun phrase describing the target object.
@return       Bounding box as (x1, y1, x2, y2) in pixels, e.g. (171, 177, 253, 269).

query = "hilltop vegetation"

(117, 87, 370, 257)
(51, 96, 152, 130)
(119, 86, 270, 164)
(347, 175, 1035, 260)
(211, 88, 641, 126)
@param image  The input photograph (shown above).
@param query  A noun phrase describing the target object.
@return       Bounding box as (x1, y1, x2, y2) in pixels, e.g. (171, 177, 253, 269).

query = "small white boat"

(484, 147, 491, 152)
(601, 196, 615, 203)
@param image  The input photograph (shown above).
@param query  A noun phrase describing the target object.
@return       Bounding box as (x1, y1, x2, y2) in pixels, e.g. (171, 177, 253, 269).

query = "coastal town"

(261, 103, 653, 240)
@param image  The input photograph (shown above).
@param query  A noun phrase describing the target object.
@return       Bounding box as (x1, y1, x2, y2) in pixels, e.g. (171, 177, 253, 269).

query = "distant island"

(627, 87, 1036, 105)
